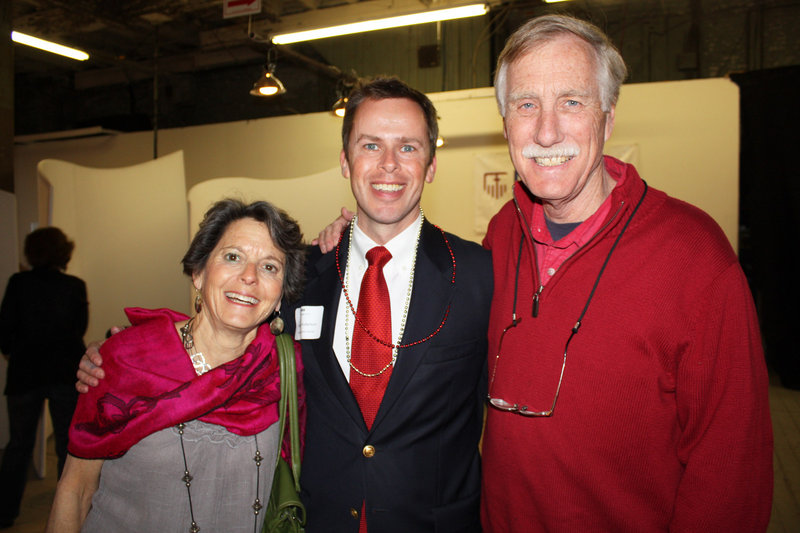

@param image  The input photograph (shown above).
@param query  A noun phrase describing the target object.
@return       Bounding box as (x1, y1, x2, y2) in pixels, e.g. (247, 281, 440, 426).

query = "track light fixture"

(331, 78, 355, 117)
(332, 96, 348, 117)
(250, 47, 286, 97)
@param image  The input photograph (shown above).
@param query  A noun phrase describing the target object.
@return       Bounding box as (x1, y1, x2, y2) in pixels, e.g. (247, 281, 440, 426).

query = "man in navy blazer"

(285, 78, 490, 533)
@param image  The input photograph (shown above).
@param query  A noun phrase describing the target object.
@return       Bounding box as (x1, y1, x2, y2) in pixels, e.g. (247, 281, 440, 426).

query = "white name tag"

(295, 306, 324, 340)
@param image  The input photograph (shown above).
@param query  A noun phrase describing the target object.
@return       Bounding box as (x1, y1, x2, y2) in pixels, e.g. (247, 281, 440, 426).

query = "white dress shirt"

(332, 214, 422, 382)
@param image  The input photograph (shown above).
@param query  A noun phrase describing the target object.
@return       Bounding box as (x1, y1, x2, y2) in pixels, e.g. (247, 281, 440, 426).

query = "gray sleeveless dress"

(81, 419, 280, 533)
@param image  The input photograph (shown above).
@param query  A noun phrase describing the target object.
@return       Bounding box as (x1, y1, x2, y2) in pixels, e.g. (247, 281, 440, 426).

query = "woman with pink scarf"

(46, 199, 306, 533)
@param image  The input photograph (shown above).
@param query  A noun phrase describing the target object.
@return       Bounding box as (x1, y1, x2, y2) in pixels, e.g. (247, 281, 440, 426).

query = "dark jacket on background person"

(0, 267, 88, 393)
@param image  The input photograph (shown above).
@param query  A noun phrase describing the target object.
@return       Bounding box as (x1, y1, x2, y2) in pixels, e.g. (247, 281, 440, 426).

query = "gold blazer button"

(362, 445, 376, 458)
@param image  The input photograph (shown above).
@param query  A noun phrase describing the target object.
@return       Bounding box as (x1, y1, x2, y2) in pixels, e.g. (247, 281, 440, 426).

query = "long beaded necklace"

(177, 319, 264, 533)
(336, 209, 457, 376)
(342, 213, 421, 377)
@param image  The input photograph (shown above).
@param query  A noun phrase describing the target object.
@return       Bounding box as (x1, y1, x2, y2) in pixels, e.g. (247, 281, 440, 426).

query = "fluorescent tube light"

(272, 3, 489, 45)
(11, 31, 90, 61)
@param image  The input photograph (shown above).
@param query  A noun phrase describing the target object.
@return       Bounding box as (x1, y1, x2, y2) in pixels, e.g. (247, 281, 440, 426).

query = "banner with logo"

(473, 151, 515, 235)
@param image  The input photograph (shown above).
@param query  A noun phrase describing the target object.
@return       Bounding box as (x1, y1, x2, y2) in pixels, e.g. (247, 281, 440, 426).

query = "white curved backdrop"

(38, 151, 189, 343)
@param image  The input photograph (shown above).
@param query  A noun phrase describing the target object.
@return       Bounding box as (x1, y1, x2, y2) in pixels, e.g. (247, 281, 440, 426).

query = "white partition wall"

(15, 78, 741, 266)
(187, 168, 354, 242)
(185, 78, 739, 251)
(38, 151, 190, 343)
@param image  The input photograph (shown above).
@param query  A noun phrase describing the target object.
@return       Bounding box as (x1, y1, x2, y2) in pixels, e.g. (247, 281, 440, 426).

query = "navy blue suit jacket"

(285, 220, 490, 533)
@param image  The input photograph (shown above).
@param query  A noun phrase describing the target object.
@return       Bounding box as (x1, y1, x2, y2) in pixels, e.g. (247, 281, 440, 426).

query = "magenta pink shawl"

(69, 307, 300, 459)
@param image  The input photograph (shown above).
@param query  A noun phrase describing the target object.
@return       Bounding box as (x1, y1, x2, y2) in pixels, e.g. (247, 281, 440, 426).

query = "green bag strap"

(275, 332, 302, 493)
(274, 337, 288, 467)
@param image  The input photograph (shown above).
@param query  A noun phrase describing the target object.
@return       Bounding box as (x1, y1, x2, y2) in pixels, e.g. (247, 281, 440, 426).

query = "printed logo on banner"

(483, 171, 509, 199)
(474, 153, 515, 235)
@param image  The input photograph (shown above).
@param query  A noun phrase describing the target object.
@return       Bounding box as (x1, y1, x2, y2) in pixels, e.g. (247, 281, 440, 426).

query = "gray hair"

(494, 15, 627, 115)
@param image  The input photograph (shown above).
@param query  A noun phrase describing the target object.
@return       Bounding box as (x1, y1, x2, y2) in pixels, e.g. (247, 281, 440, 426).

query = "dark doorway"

(732, 66, 800, 389)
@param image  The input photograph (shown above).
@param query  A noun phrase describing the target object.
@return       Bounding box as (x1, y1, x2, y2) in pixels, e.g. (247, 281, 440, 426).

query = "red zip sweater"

(481, 157, 772, 532)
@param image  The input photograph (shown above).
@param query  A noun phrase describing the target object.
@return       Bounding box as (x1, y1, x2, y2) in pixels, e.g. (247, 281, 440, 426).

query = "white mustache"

(522, 145, 580, 159)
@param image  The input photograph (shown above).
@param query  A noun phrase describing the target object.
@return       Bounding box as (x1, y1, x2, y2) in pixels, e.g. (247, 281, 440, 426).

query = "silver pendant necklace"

(180, 316, 211, 376)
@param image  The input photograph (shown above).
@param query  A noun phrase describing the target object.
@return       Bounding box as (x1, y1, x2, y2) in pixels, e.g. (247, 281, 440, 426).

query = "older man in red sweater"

(481, 14, 772, 532)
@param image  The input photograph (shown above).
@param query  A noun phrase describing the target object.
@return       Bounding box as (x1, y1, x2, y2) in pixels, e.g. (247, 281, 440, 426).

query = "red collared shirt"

(529, 171, 627, 286)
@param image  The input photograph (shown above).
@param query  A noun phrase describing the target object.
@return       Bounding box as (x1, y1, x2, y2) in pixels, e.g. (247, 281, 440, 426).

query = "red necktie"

(350, 246, 393, 430)
(350, 247, 392, 533)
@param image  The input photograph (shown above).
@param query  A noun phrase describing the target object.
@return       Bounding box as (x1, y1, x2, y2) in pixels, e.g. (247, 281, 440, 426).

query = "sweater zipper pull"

(532, 285, 543, 317)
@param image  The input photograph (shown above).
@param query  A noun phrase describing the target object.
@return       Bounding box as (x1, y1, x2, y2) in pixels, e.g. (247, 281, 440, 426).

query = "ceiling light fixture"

(332, 96, 348, 117)
(250, 71, 286, 96)
(271, 3, 489, 45)
(331, 78, 355, 117)
(11, 31, 89, 61)
(250, 48, 286, 97)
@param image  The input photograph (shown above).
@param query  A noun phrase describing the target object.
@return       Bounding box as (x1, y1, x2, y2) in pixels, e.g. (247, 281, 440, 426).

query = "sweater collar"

(513, 155, 643, 238)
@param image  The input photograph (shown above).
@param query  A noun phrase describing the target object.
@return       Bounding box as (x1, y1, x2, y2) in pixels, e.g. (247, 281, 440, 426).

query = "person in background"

(0, 227, 88, 529)
(480, 14, 772, 532)
(46, 199, 306, 533)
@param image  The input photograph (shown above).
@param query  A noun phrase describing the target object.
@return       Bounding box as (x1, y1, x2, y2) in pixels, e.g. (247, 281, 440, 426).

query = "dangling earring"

(270, 310, 284, 335)
(194, 288, 202, 314)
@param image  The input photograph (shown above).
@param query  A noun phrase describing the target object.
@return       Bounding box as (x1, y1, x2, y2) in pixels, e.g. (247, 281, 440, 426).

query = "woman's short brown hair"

(181, 199, 306, 302)
(24, 227, 75, 271)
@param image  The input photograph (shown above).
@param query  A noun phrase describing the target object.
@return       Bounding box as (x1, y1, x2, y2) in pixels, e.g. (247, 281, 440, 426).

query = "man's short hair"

(494, 14, 628, 115)
(341, 76, 439, 166)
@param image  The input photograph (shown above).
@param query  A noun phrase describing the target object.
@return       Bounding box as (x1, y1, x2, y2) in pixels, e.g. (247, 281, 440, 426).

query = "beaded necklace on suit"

(334, 209, 458, 361)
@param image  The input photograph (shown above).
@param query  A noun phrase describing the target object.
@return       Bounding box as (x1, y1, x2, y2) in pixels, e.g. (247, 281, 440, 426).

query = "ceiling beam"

(295, 0, 321, 10)
(72, 44, 264, 89)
